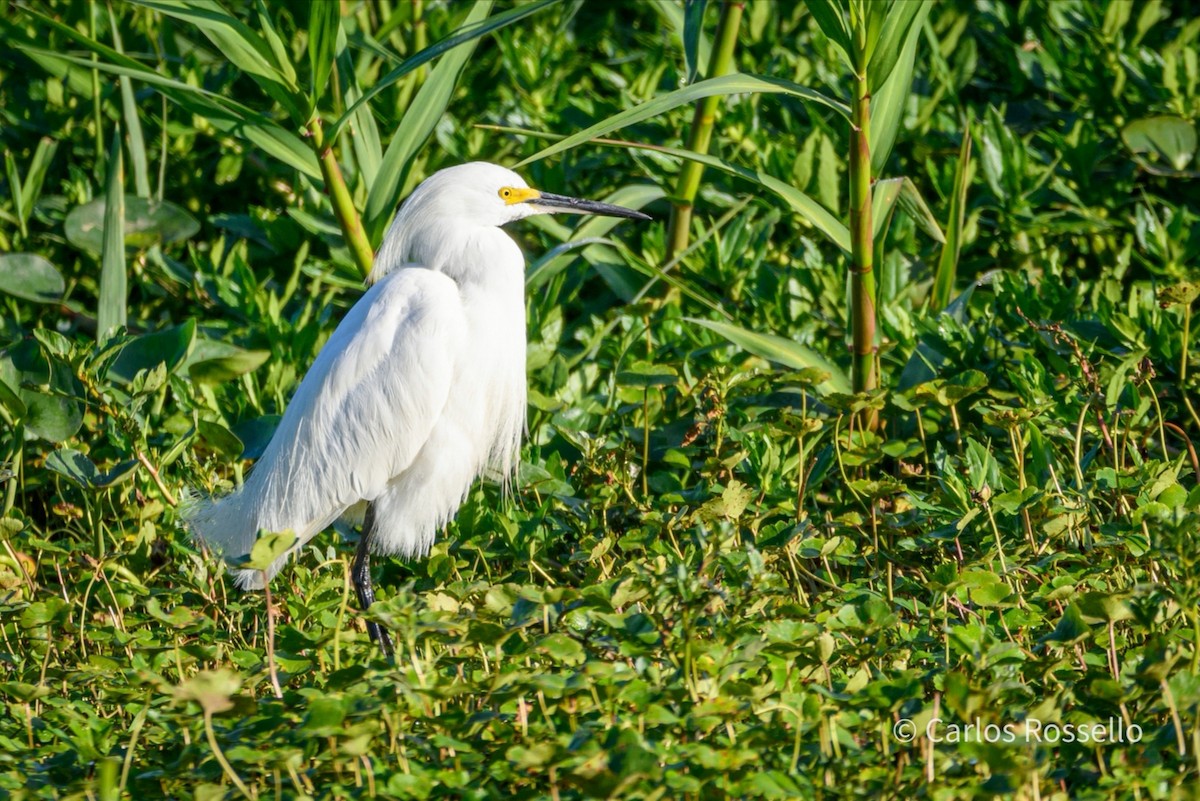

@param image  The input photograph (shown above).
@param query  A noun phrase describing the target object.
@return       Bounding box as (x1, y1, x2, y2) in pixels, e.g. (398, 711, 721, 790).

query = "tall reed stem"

(309, 117, 375, 278)
(665, 0, 744, 261)
(848, 3, 877, 410)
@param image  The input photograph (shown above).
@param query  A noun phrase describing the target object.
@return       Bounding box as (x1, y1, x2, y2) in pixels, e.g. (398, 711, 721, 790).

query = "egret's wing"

(188, 267, 467, 584)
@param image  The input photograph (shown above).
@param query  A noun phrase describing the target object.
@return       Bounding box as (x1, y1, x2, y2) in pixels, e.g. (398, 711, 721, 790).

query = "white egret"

(188, 162, 650, 656)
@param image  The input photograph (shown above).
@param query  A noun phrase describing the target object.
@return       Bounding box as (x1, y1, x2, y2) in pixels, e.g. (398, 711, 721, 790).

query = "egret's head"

(398, 162, 651, 228)
(371, 162, 650, 283)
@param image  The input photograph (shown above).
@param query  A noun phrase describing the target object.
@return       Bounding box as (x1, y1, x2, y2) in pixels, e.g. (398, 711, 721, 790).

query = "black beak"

(530, 192, 652, 221)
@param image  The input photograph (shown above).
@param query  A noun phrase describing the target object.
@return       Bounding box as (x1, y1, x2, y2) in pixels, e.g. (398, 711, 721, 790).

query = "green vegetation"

(2, 0, 1200, 797)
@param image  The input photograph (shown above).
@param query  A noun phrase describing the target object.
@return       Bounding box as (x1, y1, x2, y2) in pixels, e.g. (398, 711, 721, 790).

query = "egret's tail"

(183, 480, 289, 591)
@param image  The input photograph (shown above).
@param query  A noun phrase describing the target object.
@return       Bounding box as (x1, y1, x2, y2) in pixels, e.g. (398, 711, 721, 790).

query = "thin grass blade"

(307, 0, 342, 105)
(683, 0, 709, 83)
(109, 4, 151, 197)
(931, 124, 973, 311)
(519, 72, 849, 169)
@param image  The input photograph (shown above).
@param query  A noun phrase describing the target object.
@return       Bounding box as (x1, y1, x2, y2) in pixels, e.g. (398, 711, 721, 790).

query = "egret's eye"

(499, 187, 513, 200)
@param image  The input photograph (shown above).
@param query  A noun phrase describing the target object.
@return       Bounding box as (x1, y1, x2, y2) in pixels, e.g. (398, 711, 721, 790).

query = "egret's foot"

(367, 620, 395, 659)
(352, 504, 394, 661)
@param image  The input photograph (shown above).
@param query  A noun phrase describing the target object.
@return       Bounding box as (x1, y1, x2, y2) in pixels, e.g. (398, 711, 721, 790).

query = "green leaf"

(1123, 116, 1198, 172)
(329, 0, 558, 142)
(45, 449, 98, 488)
(519, 72, 849, 168)
(189, 349, 271, 384)
(682, 0, 709, 83)
(1, 341, 83, 443)
(0, 254, 64, 304)
(198, 419, 245, 458)
(240, 530, 297, 572)
(131, 0, 304, 122)
(597, 140, 849, 252)
(364, 1, 494, 241)
(932, 124, 973, 311)
(687, 317, 851, 395)
(98, 128, 127, 342)
(1157, 282, 1200, 308)
(340, 51, 382, 188)
(307, 0, 341, 105)
(806, 0, 852, 66)
(107, 320, 197, 384)
(1039, 604, 1091, 645)
(5, 152, 25, 238)
(869, 1, 930, 172)
(17, 12, 321, 179)
(617, 361, 679, 388)
(65, 196, 200, 254)
(867, 0, 930, 93)
(175, 669, 242, 715)
(108, 5, 151, 198)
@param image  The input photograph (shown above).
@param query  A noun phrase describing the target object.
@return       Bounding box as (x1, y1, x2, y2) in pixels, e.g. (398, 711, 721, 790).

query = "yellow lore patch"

(498, 186, 541, 205)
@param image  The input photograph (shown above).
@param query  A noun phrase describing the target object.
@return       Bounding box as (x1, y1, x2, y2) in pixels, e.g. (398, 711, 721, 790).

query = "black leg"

(352, 504, 395, 660)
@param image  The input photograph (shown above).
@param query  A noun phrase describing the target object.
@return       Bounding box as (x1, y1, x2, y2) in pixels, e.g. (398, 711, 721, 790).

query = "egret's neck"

(371, 217, 524, 290)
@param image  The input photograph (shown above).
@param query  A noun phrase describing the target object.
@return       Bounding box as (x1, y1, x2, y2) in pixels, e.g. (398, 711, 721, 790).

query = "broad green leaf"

(198, 419, 245, 458)
(241, 530, 297, 572)
(1121, 116, 1197, 171)
(65, 196, 200, 254)
(364, 1, 494, 241)
(98, 129, 126, 342)
(687, 318, 851, 395)
(175, 669, 241, 715)
(189, 349, 271, 384)
(107, 320, 197, 384)
(617, 361, 679, 388)
(230, 415, 281, 460)
(308, 0, 342, 104)
(45, 449, 98, 488)
(0, 254, 64, 304)
(0, 341, 83, 443)
(254, 0, 297, 87)
(1039, 604, 1091, 645)
(520, 72, 849, 168)
(871, 177, 903, 241)
(1157, 282, 1200, 308)
(330, 0, 558, 142)
(93, 459, 140, 489)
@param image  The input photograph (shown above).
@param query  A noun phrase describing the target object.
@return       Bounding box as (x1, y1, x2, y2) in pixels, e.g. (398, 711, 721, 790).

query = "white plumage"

(186, 163, 649, 642)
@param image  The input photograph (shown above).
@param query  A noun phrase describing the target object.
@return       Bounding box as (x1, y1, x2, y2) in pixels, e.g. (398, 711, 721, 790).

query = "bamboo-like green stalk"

(848, 3, 876, 403)
(665, 0, 744, 261)
(309, 117, 375, 278)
